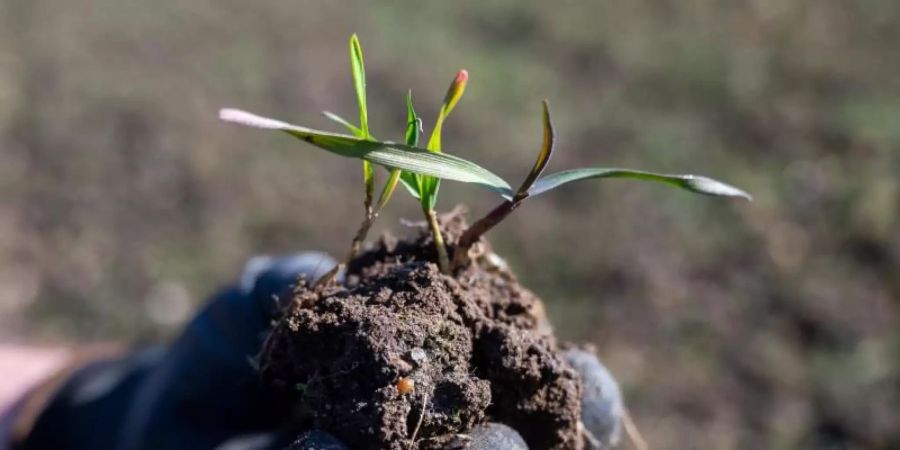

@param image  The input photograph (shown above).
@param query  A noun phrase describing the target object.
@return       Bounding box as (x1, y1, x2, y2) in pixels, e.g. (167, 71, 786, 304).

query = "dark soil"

(259, 213, 583, 449)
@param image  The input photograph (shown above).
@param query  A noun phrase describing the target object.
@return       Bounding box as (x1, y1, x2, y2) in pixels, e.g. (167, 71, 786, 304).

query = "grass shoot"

(220, 34, 750, 279)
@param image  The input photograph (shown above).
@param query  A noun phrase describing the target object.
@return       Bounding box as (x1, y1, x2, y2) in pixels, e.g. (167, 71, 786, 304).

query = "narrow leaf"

(405, 91, 422, 147)
(376, 169, 402, 211)
(400, 91, 423, 198)
(349, 35, 374, 208)
(375, 91, 422, 211)
(422, 69, 469, 210)
(400, 174, 421, 199)
(426, 69, 468, 153)
(322, 111, 362, 136)
(326, 108, 421, 199)
(349, 34, 369, 138)
(515, 100, 555, 197)
(528, 168, 752, 200)
(220, 108, 513, 197)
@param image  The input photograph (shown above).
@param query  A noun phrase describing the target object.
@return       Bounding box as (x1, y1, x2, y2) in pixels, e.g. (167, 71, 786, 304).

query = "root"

(409, 391, 430, 449)
(622, 407, 649, 450)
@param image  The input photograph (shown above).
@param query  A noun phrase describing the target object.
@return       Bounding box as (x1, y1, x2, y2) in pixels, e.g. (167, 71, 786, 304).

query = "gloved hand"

(21, 252, 337, 450)
(17, 252, 625, 450)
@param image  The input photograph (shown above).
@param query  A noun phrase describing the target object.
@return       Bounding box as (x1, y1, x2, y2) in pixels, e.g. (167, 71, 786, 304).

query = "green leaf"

(349, 35, 374, 209)
(421, 70, 469, 210)
(400, 175, 421, 199)
(426, 69, 468, 152)
(375, 169, 402, 211)
(220, 108, 513, 197)
(349, 34, 369, 139)
(400, 91, 423, 199)
(515, 100, 555, 197)
(375, 91, 422, 211)
(322, 111, 362, 136)
(405, 91, 422, 148)
(324, 108, 421, 199)
(528, 168, 752, 200)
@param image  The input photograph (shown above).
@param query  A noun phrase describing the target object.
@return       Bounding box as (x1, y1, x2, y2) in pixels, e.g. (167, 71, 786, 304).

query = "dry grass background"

(1, 1, 898, 448)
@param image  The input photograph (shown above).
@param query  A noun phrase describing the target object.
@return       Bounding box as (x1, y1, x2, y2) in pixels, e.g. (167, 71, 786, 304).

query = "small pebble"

(450, 423, 528, 450)
(409, 347, 428, 365)
(563, 348, 623, 449)
(485, 252, 509, 270)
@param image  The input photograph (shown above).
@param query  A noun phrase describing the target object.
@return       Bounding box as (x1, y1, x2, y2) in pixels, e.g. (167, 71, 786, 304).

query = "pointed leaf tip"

(682, 175, 753, 200)
(220, 108, 290, 130)
(349, 33, 369, 138)
(515, 100, 555, 197)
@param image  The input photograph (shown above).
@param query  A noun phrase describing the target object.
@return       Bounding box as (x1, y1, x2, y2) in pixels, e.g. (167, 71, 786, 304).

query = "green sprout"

(220, 34, 750, 278)
(318, 36, 463, 277)
(322, 37, 469, 273)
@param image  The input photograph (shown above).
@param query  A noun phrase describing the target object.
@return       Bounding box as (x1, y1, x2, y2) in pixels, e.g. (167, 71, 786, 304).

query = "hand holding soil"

(8, 242, 624, 450)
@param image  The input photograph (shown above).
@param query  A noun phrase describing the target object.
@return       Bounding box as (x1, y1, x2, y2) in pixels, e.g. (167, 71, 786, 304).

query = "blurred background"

(1, 0, 897, 448)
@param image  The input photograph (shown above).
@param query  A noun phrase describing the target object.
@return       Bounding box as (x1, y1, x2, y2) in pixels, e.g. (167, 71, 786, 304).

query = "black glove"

(23, 252, 337, 450)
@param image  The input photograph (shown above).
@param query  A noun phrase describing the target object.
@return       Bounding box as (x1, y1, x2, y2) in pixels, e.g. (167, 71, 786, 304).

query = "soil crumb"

(260, 213, 583, 449)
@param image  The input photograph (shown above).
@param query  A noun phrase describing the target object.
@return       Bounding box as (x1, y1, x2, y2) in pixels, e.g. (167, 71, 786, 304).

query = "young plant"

(319, 36, 468, 275)
(223, 35, 477, 284)
(220, 33, 749, 278)
(316, 34, 397, 283)
(324, 49, 469, 273)
(416, 70, 469, 273)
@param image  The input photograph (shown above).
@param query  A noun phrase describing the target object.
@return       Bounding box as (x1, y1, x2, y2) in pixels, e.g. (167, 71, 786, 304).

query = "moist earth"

(259, 214, 583, 449)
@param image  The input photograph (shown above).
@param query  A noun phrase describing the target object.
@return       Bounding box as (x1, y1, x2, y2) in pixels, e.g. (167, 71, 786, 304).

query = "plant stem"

(316, 208, 377, 288)
(426, 208, 451, 274)
(452, 194, 525, 269)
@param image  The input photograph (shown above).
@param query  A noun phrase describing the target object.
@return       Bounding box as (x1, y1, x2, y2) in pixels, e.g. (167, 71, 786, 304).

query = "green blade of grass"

(349, 34, 374, 209)
(515, 100, 555, 197)
(421, 70, 470, 210)
(375, 169, 402, 211)
(375, 91, 421, 210)
(426, 69, 468, 152)
(322, 111, 362, 136)
(220, 108, 513, 197)
(400, 90, 423, 199)
(405, 90, 422, 148)
(349, 34, 369, 139)
(528, 168, 751, 200)
(322, 107, 422, 200)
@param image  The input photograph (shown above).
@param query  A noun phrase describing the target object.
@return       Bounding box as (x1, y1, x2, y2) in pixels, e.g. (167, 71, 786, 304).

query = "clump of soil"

(259, 213, 583, 449)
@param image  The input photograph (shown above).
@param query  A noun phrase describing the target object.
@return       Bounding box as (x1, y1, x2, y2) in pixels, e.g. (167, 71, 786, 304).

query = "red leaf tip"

(455, 69, 469, 84)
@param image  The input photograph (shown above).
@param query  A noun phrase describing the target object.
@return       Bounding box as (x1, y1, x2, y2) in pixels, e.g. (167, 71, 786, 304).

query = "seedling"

(220, 34, 749, 278)
(322, 36, 470, 273)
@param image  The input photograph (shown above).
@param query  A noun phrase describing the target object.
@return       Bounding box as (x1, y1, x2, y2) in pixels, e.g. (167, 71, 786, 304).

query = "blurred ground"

(0, 1, 897, 449)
